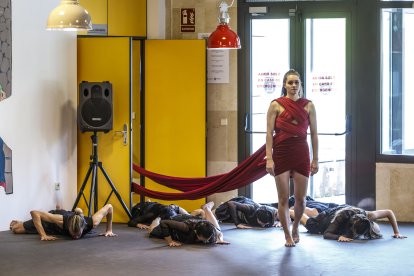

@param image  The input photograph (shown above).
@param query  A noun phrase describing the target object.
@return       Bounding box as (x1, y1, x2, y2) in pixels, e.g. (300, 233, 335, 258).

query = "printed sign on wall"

(181, 8, 195, 32)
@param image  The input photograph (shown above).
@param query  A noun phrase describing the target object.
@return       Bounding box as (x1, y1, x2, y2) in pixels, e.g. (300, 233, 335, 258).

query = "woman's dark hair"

(349, 213, 382, 240)
(255, 206, 275, 227)
(350, 214, 370, 237)
(194, 221, 217, 244)
(281, 69, 301, 96)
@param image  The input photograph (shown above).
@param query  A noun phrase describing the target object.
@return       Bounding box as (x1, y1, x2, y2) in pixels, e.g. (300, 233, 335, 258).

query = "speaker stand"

(72, 132, 131, 218)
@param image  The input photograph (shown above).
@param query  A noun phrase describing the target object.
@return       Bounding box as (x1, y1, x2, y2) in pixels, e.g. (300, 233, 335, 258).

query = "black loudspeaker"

(78, 81, 113, 133)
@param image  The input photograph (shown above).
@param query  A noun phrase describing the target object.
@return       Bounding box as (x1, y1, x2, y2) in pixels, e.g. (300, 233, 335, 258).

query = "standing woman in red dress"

(265, 69, 319, 247)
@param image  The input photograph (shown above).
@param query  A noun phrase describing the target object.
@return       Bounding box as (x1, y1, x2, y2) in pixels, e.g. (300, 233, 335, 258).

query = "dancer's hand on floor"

(393, 233, 407, 239)
(237, 224, 252, 229)
(337, 236, 353, 242)
(100, 231, 117, 237)
(137, 223, 150, 230)
(168, 240, 182, 247)
(41, 235, 58, 241)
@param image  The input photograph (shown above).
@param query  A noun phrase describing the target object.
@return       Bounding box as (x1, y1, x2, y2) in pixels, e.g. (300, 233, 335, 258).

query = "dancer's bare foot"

(9, 220, 19, 230)
(285, 236, 296, 247)
(190, 209, 205, 218)
(292, 227, 300, 244)
(202, 201, 215, 211)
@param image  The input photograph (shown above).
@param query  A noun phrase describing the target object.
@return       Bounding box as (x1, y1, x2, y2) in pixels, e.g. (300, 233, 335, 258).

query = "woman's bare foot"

(9, 220, 19, 230)
(285, 235, 296, 247)
(292, 227, 300, 243)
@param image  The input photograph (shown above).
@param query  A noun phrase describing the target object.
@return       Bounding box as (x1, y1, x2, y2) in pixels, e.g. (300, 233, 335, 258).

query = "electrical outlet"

(55, 182, 60, 190)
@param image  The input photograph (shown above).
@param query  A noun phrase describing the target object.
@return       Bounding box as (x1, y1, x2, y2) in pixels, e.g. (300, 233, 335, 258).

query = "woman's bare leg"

(147, 217, 161, 233)
(202, 201, 228, 243)
(202, 201, 220, 230)
(291, 172, 309, 243)
(275, 171, 295, 247)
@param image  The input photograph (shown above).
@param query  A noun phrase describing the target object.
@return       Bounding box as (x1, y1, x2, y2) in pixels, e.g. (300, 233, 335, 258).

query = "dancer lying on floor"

(291, 205, 407, 242)
(128, 200, 195, 229)
(214, 196, 278, 229)
(9, 204, 116, 241)
(148, 202, 229, 247)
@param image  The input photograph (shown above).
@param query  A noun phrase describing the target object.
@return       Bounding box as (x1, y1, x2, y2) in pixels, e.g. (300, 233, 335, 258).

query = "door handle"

(115, 124, 128, 146)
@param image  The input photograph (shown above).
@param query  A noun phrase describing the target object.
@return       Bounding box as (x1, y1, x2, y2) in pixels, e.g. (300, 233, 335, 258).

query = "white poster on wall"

(207, 50, 229, 84)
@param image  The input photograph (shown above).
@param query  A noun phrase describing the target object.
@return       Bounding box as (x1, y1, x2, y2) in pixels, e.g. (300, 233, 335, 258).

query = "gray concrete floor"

(0, 222, 413, 276)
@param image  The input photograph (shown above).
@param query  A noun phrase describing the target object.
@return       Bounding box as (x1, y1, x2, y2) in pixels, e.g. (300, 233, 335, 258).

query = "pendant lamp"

(46, 0, 92, 31)
(207, 1, 241, 50)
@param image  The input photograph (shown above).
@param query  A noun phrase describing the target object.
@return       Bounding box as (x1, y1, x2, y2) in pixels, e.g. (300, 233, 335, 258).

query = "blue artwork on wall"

(0, 137, 12, 194)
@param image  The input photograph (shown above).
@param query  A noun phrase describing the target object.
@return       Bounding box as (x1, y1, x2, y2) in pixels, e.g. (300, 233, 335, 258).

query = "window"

(381, 7, 414, 156)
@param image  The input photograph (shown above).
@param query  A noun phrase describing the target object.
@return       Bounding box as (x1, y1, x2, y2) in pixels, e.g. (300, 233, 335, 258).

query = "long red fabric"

(132, 143, 268, 200)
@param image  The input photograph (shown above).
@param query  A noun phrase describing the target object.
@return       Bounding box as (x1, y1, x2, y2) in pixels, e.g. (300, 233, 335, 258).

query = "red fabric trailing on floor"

(132, 143, 267, 200)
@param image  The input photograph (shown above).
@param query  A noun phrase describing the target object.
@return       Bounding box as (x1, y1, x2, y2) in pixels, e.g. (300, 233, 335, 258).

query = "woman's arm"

(30, 210, 63, 241)
(323, 215, 351, 242)
(159, 220, 190, 247)
(307, 102, 319, 176)
(368, 210, 407, 238)
(92, 204, 117, 237)
(227, 201, 253, 228)
(265, 101, 279, 176)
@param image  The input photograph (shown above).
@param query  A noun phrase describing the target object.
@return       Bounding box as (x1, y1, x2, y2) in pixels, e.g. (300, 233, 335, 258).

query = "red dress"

(272, 97, 311, 177)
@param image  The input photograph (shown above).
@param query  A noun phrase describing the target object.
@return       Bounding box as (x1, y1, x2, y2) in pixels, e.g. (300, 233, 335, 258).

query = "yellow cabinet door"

(77, 37, 132, 222)
(79, 0, 146, 37)
(144, 40, 206, 212)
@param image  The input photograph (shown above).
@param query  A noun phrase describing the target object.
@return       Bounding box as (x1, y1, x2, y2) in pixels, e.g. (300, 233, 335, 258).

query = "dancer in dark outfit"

(128, 201, 190, 229)
(291, 205, 407, 242)
(9, 204, 116, 241)
(266, 69, 319, 247)
(214, 196, 278, 229)
(149, 202, 229, 247)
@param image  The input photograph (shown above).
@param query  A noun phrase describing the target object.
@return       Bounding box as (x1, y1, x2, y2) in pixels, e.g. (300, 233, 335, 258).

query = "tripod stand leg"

(87, 164, 99, 216)
(72, 164, 94, 211)
(98, 163, 132, 218)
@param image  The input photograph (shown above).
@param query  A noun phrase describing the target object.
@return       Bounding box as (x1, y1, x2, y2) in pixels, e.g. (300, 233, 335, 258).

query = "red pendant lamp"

(207, 1, 241, 50)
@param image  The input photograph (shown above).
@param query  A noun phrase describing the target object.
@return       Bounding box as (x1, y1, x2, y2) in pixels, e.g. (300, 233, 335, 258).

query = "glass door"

(244, 2, 352, 204)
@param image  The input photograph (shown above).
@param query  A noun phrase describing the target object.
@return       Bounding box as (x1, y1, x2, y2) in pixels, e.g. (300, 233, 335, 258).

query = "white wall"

(147, 0, 165, 39)
(0, 0, 78, 231)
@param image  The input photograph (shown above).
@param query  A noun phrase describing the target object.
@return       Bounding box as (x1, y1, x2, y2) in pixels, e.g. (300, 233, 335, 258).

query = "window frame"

(377, 0, 414, 163)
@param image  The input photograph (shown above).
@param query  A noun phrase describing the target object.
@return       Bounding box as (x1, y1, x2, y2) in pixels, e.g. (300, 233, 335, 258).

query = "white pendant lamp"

(46, 0, 92, 31)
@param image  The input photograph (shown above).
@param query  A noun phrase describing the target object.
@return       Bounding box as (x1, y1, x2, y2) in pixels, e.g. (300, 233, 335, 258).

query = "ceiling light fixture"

(207, 0, 241, 50)
(46, 0, 92, 31)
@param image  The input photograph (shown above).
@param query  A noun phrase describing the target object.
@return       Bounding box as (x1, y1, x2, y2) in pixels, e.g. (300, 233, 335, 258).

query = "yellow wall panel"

(108, 0, 146, 37)
(144, 40, 206, 212)
(77, 37, 131, 222)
